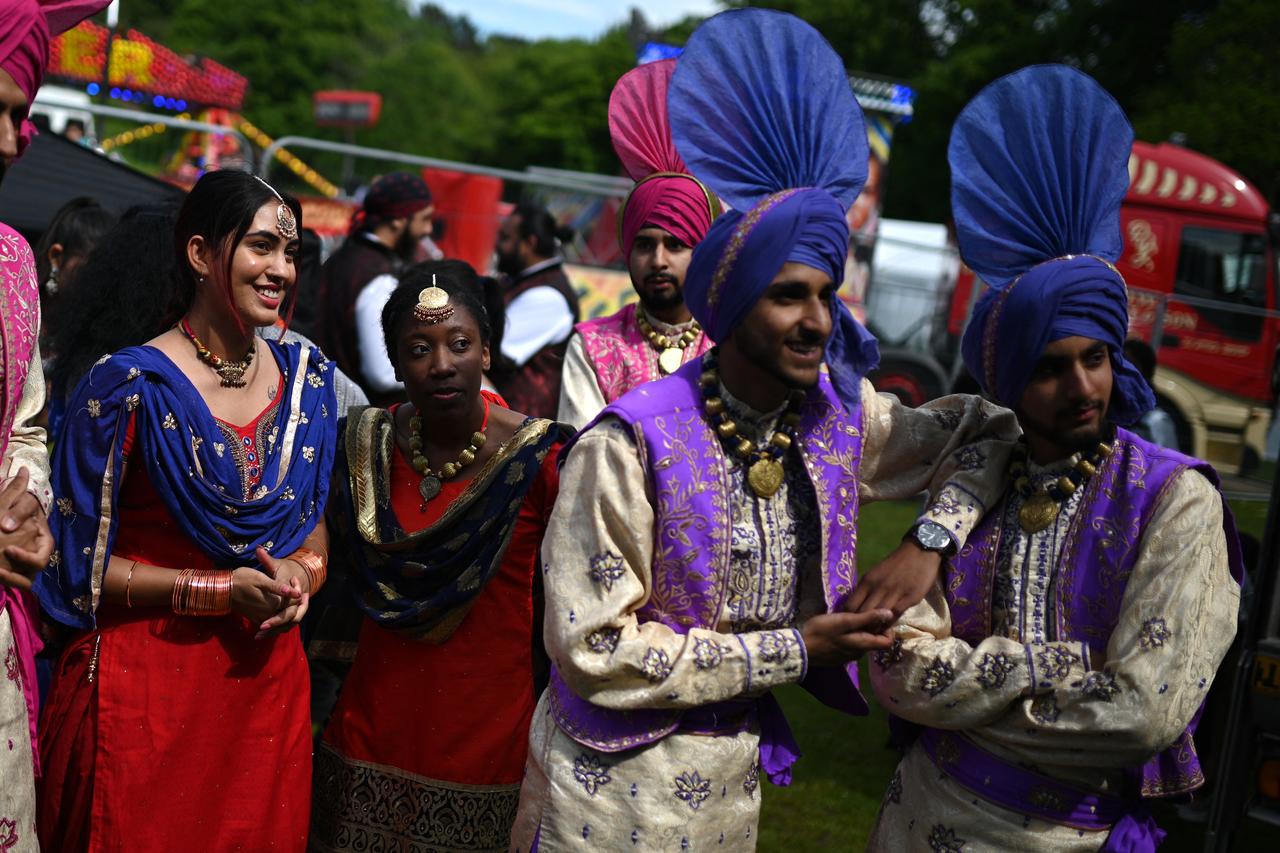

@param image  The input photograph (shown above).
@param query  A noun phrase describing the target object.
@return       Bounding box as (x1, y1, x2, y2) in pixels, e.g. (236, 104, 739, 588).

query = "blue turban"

(669, 8, 880, 410)
(952, 65, 1155, 424)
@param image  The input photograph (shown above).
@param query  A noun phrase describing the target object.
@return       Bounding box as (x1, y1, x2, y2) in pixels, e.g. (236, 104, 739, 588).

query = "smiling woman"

(313, 260, 572, 852)
(35, 170, 339, 852)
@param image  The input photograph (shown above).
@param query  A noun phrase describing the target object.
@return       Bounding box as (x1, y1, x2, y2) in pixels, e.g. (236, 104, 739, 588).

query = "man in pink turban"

(1, 0, 110, 844)
(555, 59, 719, 428)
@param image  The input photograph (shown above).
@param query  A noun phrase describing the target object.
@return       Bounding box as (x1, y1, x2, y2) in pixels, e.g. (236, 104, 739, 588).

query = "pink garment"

(576, 302, 713, 403)
(608, 59, 716, 256)
(0, 1, 112, 154)
(0, 224, 42, 774)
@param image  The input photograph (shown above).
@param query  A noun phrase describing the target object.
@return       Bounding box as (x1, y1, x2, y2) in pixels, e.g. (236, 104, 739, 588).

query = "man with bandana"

(510, 11, 1017, 850)
(868, 66, 1242, 852)
(318, 171, 433, 402)
(0, 0, 109, 845)
(556, 59, 717, 429)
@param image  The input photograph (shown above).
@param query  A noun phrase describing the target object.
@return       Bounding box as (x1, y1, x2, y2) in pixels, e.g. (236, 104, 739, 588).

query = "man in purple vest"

(868, 66, 1243, 852)
(511, 11, 1019, 850)
(556, 59, 717, 429)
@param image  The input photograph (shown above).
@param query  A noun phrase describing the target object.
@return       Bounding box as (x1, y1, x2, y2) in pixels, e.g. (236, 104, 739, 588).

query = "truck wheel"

(869, 360, 945, 407)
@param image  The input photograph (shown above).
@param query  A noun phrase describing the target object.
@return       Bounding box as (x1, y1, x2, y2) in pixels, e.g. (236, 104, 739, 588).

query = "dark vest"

(496, 262, 580, 418)
(317, 234, 400, 389)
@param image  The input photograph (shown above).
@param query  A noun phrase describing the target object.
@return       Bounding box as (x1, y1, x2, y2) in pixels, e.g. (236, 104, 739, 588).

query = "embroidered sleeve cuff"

(919, 484, 986, 548)
(739, 628, 806, 694)
(1026, 642, 1090, 695)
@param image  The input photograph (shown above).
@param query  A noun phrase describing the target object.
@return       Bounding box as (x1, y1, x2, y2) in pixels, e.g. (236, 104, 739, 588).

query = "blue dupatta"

(36, 340, 338, 629)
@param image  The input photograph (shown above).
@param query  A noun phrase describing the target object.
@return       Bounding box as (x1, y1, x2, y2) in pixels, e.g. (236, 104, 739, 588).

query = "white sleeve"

(501, 287, 575, 367)
(354, 274, 403, 394)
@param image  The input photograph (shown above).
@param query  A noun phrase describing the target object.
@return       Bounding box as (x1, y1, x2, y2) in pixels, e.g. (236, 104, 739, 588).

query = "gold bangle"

(126, 560, 138, 608)
(171, 569, 234, 616)
(288, 547, 327, 593)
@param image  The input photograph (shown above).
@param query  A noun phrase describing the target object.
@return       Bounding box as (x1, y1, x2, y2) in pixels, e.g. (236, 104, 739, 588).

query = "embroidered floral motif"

(307, 372, 324, 388)
(1029, 786, 1067, 813)
(641, 648, 673, 682)
(921, 657, 955, 697)
(1030, 694, 1060, 724)
(928, 824, 966, 852)
(56, 497, 73, 516)
(585, 627, 620, 654)
(301, 446, 315, 463)
(1037, 646, 1080, 680)
(213, 442, 226, 457)
(886, 768, 903, 805)
(124, 393, 141, 411)
(573, 754, 612, 796)
(281, 487, 296, 501)
(4, 645, 19, 683)
(0, 817, 18, 852)
(932, 409, 964, 431)
(49, 550, 61, 567)
(1081, 670, 1121, 701)
(673, 771, 712, 811)
(743, 765, 759, 797)
(322, 403, 329, 419)
(588, 551, 626, 591)
(191, 435, 204, 454)
(72, 594, 90, 613)
(976, 652, 1018, 689)
(757, 631, 795, 664)
(86, 399, 101, 417)
(162, 412, 177, 430)
(1139, 618, 1171, 650)
(694, 637, 729, 670)
(930, 489, 963, 516)
(954, 446, 986, 471)
(874, 637, 905, 670)
(505, 462, 527, 485)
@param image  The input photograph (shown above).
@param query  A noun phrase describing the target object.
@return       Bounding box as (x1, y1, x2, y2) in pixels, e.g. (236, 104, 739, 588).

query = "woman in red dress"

(313, 260, 570, 852)
(35, 171, 337, 851)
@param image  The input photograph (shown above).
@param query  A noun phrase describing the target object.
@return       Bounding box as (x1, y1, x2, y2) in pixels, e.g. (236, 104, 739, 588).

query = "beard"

(393, 226, 421, 263)
(635, 274, 684, 313)
(496, 249, 523, 278)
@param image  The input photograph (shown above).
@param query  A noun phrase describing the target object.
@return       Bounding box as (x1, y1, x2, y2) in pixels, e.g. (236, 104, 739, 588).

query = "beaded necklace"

(636, 309, 702, 375)
(179, 318, 255, 388)
(1010, 435, 1115, 533)
(410, 395, 490, 506)
(699, 351, 802, 499)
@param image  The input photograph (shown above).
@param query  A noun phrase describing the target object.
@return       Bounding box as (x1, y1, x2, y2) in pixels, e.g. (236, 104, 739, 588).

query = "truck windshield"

(1174, 226, 1269, 340)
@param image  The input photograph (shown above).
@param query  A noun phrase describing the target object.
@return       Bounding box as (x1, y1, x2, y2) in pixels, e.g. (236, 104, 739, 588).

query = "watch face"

(916, 522, 951, 551)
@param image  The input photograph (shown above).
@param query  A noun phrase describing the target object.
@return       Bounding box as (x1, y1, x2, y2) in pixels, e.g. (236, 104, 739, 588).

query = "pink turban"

(608, 59, 718, 259)
(1, 0, 112, 156)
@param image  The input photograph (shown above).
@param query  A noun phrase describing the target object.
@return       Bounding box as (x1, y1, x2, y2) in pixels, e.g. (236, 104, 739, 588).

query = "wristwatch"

(906, 520, 957, 558)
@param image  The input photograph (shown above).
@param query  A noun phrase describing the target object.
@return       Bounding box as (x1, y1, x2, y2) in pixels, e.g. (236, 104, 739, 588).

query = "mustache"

(643, 272, 677, 285)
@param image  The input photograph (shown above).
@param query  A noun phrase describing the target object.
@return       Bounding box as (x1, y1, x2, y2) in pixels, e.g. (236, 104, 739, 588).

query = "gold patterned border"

(707, 189, 801, 309)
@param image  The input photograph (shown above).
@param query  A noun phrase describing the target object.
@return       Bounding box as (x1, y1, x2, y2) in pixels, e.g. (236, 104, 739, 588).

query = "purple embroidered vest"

(549, 360, 866, 752)
(576, 303, 713, 404)
(946, 428, 1244, 798)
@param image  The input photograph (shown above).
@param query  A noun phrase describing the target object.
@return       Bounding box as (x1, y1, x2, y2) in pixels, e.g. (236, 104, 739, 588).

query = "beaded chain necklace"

(1010, 434, 1115, 533)
(410, 395, 490, 507)
(179, 318, 255, 388)
(636, 310, 702, 375)
(699, 351, 802, 499)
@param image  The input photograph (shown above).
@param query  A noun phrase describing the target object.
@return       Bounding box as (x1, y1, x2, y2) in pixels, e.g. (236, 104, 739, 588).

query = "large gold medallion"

(658, 347, 683, 375)
(1018, 493, 1060, 534)
(747, 458, 785, 498)
(418, 475, 442, 502)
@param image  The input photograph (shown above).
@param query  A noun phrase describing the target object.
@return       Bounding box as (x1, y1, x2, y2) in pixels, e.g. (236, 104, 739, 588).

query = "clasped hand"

(0, 469, 54, 591)
(231, 546, 311, 640)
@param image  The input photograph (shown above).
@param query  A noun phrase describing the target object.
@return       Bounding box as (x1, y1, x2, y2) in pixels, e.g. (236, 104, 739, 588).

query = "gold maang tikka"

(253, 176, 298, 240)
(414, 275, 454, 324)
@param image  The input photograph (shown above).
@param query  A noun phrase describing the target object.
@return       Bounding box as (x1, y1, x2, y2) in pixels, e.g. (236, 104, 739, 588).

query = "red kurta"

(38, 404, 312, 852)
(313, 421, 560, 852)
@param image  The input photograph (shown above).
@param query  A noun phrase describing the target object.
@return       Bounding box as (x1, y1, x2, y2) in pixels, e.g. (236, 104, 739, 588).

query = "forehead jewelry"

(253, 175, 298, 241)
(414, 274, 455, 324)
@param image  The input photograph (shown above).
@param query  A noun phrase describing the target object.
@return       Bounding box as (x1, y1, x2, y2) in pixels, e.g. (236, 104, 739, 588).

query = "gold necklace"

(699, 352, 802, 499)
(179, 318, 254, 388)
(409, 397, 489, 504)
(636, 309, 702, 375)
(1010, 438, 1114, 533)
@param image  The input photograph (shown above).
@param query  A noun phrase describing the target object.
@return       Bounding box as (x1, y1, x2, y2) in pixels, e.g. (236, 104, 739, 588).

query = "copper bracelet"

(288, 547, 327, 593)
(171, 569, 234, 616)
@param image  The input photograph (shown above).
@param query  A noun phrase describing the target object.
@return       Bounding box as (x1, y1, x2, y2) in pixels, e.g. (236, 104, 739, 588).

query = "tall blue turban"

(669, 8, 880, 410)
(954, 65, 1155, 425)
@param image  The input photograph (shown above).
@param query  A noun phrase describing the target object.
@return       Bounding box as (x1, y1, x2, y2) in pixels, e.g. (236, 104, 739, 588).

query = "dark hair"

(1123, 338, 1157, 383)
(173, 170, 302, 330)
(381, 259, 490, 372)
(478, 273, 515, 381)
(35, 197, 115, 299)
(50, 204, 180, 401)
(512, 203, 573, 258)
(283, 226, 324, 339)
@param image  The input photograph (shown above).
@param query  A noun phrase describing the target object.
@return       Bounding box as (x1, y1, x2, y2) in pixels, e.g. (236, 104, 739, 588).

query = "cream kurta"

(0, 344, 50, 853)
(555, 311, 704, 431)
(512, 379, 1017, 851)
(868, 459, 1240, 852)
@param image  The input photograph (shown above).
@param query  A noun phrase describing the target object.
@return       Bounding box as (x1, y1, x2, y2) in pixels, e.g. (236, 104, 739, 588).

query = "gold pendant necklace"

(409, 397, 489, 506)
(699, 351, 802, 499)
(1010, 439, 1114, 534)
(179, 318, 255, 388)
(636, 310, 701, 375)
